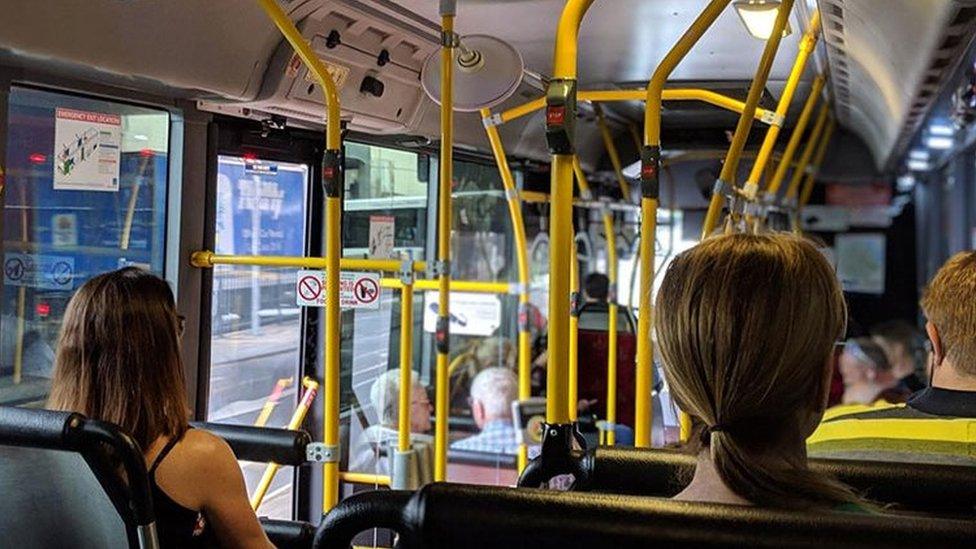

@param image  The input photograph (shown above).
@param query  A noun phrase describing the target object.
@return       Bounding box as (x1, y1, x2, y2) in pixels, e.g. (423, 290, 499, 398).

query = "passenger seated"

(47, 268, 273, 548)
(809, 251, 976, 465)
(871, 319, 926, 393)
(655, 233, 864, 510)
(835, 337, 908, 406)
(577, 272, 634, 332)
(349, 368, 433, 476)
(451, 367, 519, 455)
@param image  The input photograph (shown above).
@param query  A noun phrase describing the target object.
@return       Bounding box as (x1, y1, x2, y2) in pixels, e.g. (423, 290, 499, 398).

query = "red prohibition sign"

(298, 275, 323, 301)
(354, 277, 379, 304)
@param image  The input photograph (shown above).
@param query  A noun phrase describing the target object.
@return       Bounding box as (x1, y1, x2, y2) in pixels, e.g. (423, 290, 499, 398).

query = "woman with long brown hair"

(655, 233, 863, 510)
(49, 267, 273, 548)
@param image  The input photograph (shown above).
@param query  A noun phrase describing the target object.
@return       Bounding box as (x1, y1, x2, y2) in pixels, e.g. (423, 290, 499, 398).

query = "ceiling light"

(929, 124, 954, 136)
(734, 0, 793, 40)
(926, 136, 954, 150)
(908, 150, 929, 161)
(907, 159, 930, 172)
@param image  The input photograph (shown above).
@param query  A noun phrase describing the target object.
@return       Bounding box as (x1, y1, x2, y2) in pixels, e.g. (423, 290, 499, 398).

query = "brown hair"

(921, 251, 976, 376)
(655, 233, 860, 509)
(48, 268, 188, 450)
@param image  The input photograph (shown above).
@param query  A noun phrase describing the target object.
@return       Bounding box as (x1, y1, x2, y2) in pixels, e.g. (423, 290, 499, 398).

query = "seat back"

(577, 329, 637, 427)
(314, 483, 976, 549)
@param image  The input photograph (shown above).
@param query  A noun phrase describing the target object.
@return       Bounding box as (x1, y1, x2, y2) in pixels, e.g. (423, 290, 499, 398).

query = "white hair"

(470, 367, 517, 418)
(370, 368, 420, 426)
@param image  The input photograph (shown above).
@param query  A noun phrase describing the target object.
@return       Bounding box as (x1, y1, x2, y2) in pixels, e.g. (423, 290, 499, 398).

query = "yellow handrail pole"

(765, 77, 825, 196)
(120, 154, 152, 251)
(338, 472, 391, 486)
(743, 10, 821, 202)
(13, 184, 28, 385)
(254, 377, 295, 428)
(569, 236, 580, 422)
(701, 0, 794, 239)
(545, 0, 595, 427)
(397, 282, 415, 454)
(190, 251, 426, 274)
(783, 103, 830, 204)
(640, 0, 732, 448)
(250, 377, 319, 510)
(798, 118, 836, 211)
(628, 124, 643, 153)
(480, 107, 533, 472)
(594, 104, 633, 202)
(255, 0, 342, 512)
(433, 2, 456, 482)
(573, 158, 618, 445)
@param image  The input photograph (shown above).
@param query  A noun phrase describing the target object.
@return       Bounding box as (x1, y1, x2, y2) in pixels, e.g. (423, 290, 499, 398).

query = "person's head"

(48, 268, 188, 450)
(838, 337, 895, 393)
(870, 320, 921, 380)
(469, 367, 517, 429)
(920, 251, 976, 386)
(583, 272, 609, 302)
(370, 369, 431, 433)
(655, 233, 857, 509)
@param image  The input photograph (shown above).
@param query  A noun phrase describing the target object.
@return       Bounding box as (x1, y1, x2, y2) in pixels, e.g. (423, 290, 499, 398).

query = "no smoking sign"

(296, 271, 381, 310)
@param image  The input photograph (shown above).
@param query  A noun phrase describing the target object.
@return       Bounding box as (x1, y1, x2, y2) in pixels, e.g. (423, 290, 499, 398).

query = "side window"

(207, 154, 309, 519)
(1, 86, 170, 406)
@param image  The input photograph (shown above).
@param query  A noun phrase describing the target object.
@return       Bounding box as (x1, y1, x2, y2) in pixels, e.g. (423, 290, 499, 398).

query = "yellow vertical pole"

(784, 104, 831, 203)
(798, 118, 836, 210)
(569, 237, 580, 422)
(544, 0, 595, 426)
(398, 282, 415, 453)
(595, 104, 633, 202)
(13, 184, 28, 385)
(255, 0, 342, 512)
(765, 77, 825, 197)
(250, 378, 319, 510)
(480, 108, 533, 472)
(640, 0, 732, 448)
(700, 0, 795, 239)
(433, 2, 456, 482)
(742, 10, 821, 201)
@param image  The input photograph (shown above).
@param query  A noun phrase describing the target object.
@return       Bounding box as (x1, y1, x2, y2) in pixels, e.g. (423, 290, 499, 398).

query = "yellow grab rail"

(338, 472, 391, 486)
(701, 0, 795, 239)
(594, 104, 633, 203)
(784, 102, 831, 203)
(743, 10, 822, 200)
(397, 282, 415, 454)
(569, 235, 580, 422)
(433, 2, 456, 482)
(255, 0, 343, 512)
(798, 118, 837, 210)
(250, 377, 319, 510)
(190, 251, 426, 274)
(765, 76, 825, 196)
(640, 0, 732, 448)
(480, 107, 533, 472)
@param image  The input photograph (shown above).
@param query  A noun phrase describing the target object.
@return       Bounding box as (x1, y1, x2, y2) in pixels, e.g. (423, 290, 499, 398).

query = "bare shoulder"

(177, 429, 239, 473)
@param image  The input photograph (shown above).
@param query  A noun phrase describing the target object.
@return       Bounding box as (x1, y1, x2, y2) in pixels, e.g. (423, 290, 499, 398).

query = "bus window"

(206, 155, 308, 519)
(0, 86, 170, 407)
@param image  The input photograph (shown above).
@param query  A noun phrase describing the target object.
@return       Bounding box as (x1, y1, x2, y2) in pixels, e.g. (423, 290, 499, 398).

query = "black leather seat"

(314, 483, 976, 549)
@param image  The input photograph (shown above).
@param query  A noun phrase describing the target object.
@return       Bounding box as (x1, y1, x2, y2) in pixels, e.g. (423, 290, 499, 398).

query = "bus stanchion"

(255, 0, 343, 512)
(569, 236, 581, 424)
(783, 103, 831, 208)
(250, 377, 319, 510)
(763, 76, 825, 215)
(796, 118, 837, 231)
(640, 0, 732, 448)
(392, 263, 418, 490)
(701, 0, 795, 239)
(254, 377, 295, 428)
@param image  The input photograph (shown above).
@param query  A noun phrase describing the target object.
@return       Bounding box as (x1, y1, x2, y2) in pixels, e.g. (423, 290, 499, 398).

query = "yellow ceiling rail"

(701, 0, 795, 239)
(255, 0, 343, 512)
(639, 0, 732, 448)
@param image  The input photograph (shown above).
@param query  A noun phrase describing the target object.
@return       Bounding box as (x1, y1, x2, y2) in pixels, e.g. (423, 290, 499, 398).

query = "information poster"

(53, 107, 121, 192)
(368, 215, 395, 258)
(422, 291, 502, 337)
(835, 233, 886, 295)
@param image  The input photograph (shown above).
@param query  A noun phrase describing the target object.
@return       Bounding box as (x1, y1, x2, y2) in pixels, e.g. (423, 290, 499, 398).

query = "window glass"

(207, 155, 309, 519)
(1, 86, 170, 406)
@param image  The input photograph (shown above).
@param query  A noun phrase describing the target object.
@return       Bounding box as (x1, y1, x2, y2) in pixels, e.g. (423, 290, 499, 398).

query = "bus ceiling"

(2, 1, 975, 170)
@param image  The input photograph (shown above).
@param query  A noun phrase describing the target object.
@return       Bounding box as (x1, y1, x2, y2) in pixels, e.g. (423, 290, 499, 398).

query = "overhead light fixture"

(926, 136, 954, 150)
(908, 149, 930, 161)
(734, 0, 793, 40)
(907, 159, 930, 172)
(929, 124, 954, 136)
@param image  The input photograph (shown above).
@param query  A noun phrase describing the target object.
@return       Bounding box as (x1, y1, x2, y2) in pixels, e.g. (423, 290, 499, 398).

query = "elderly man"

(451, 367, 519, 455)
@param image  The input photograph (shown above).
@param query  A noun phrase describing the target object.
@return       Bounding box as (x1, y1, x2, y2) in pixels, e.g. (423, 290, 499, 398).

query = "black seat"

(578, 446, 976, 517)
(0, 406, 158, 549)
(314, 483, 976, 549)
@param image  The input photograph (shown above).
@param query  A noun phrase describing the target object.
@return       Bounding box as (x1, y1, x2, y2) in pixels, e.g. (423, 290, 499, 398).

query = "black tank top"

(148, 430, 219, 548)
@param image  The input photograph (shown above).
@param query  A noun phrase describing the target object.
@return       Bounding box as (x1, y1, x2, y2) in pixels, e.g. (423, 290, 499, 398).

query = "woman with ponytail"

(655, 233, 865, 510)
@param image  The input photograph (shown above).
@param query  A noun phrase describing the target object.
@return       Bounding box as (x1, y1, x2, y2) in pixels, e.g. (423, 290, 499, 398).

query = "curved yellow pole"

(573, 158, 618, 445)
(743, 10, 821, 200)
(433, 4, 456, 482)
(784, 103, 830, 203)
(639, 0, 731, 448)
(701, 0, 795, 239)
(255, 0, 342, 511)
(545, 0, 595, 426)
(765, 76, 825, 197)
(480, 107, 532, 472)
